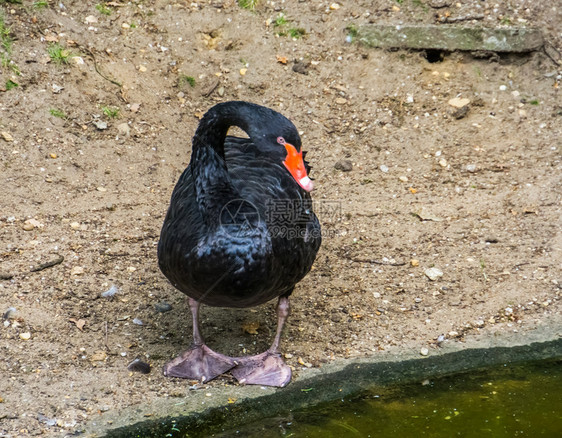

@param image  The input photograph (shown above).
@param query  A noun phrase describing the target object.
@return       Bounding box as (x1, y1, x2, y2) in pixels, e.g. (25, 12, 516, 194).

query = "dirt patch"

(0, 0, 560, 435)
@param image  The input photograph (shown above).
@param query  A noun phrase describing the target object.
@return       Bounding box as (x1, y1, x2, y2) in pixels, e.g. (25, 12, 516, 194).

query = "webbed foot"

(163, 344, 235, 382)
(231, 351, 292, 387)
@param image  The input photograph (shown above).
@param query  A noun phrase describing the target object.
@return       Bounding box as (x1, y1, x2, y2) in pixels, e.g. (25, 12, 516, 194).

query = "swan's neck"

(190, 113, 240, 222)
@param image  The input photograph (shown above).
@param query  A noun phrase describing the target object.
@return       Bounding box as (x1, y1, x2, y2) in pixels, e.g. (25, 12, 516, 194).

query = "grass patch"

(273, 14, 305, 39)
(101, 105, 120, 119)
(274, 14, 288, 27)
(0, 12, 13, 55)
(95, 3, 112, 15)
(0, 10, 20, 74)
(287, 27, 306, 39)
(47, 43, 71, 65)
(529, 99, 540, 105)
(238, 0, 258, 10)
(49, 108, 67, 118)
(178, 75, 196, 88)
(5, 79, 18, 90)
(33, 0, 49, 9)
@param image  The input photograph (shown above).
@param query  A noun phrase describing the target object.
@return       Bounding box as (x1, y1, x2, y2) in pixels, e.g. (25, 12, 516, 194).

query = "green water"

(217, 360, 562, 437)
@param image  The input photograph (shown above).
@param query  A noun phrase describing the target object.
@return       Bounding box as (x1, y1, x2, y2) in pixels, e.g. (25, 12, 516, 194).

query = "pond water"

(215, 359, 561, 438)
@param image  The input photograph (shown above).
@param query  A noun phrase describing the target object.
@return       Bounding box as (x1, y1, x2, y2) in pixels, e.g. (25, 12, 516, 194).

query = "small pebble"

(101, 284, 119, 298)
(51, 84, 64, 94)
(3, 307, 16, 320)
(132, 318, 144, 326)
(1, 131, 14, 142)
(127, 358, 151, 374)
(499, 85, 507, 91)
(420, 347, 429, 356)
(399, 176, 409, 182)
(447, 97, 470, 108)
(466, 164, 477, 173)
(379, 164, 389, 173)
(117, 123, 130, 137)
(154, 302, 173, 313)
(439, 158, 448, 167)
(20, 332, 31, 340)
(93, 120, 108, 130)
(334, 159, 353, 172)
(425, 267, 443, 281)
(71, 266, 84, 276)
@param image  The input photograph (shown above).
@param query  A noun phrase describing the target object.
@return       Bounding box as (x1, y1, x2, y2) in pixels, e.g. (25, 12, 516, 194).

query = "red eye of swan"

(277, 136, 286, 145)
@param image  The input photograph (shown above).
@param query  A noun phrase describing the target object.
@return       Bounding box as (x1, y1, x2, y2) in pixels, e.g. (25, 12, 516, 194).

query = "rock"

(330, 312, 342, 323)
(439, 158, 448, 167)
(127, 358, 151, 374)
(379, 164, 389, 173)
(130, 103, 141, 113)
(420, 347, 429, 356)
(22, 218, 43, 231)
(51, 83, 64, 94)
(85, 15, 98, 24)
(425, 267, 443, 281)
(466, 164, 477, 173)
(448, 97, 470, 108)
(399, 176, 409, 182)
(101, 285, 119, 298)
(71, 56, 85, 65)
(71, 266, 84, 276)
(334, 159, 353, 172)
(357, 25, 544, 53)
(154, 302, 173, 313)
(335, 97, 347, 105)
(3, 307, 16, 320)
(415, 207, 444, 222)
(93, 120, 108, 130)
(451, 105, 469, 119)
(410, 259, 419, 267)
(292, 61, 309, 75)
(117, 123, 130, 137)
(1, 131, 14, 142)
(90, 351, 107, 362)
(132, 318, 143, 326)
(20, 332, 31, 340)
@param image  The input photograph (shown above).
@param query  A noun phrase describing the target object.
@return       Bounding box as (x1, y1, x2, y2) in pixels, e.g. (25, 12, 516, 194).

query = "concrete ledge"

(356, 24, 544, 52)
(86, 322, 562, 437)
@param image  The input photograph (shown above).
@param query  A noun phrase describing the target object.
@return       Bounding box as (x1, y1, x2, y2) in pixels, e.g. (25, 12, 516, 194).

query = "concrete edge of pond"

(84, 316, 561, 437)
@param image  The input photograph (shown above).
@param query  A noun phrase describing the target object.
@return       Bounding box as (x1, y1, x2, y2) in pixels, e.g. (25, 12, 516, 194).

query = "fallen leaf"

(241, 321, 259, 335)
(276, 55, 288, 64)
(227, 397, 237, 404)
(69, 318, 86, 331)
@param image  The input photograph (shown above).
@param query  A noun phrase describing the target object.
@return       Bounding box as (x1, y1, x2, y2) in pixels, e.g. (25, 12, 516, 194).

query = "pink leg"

(163, 298, 235, 382)
(231, 296, 292, 387)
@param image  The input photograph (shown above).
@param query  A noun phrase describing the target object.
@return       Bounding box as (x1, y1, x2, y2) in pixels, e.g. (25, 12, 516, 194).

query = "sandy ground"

(0, 0, 560, 435)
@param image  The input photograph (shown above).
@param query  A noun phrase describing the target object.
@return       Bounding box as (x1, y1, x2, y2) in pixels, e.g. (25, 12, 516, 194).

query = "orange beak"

(282, 142, 314, 192)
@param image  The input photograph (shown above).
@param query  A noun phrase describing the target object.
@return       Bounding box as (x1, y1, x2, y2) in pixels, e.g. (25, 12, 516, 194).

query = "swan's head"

(276, 136, 314, 192)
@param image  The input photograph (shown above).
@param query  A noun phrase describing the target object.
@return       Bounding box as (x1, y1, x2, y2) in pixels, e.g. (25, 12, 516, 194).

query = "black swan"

(158, 101, 321, 387)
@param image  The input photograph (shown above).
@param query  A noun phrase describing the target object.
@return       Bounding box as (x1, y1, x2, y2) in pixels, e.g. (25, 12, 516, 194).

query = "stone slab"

(357, 24, 544, 52)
